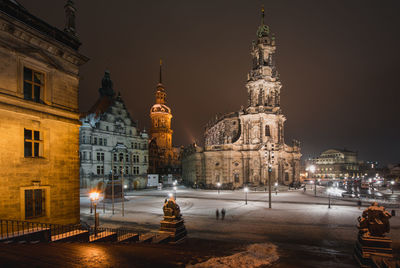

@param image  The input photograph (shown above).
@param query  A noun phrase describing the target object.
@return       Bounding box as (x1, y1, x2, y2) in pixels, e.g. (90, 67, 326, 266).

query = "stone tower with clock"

(149, 61, 181, 176)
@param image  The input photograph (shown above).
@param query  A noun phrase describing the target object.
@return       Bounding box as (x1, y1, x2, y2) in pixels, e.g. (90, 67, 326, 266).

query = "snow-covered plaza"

(80, 186, 399, 267)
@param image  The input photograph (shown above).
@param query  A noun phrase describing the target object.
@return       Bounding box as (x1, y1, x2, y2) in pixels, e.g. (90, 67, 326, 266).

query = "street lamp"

(391, 180, 395, 194)
(274, 182, 278, 195)
(89, 191, 100, 236)
(309, 165, 316, 196)
(217, 182, 221, 194)
(244, 187, 249, 205)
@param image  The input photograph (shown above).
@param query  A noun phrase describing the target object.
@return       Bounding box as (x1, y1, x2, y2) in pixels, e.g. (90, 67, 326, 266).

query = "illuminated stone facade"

(182, 9, 301, 187)
(149, 63, 181, 177)
(0, 1, 88, 224)
(80, 71, 149, 189)
(307, 149, 361, 179)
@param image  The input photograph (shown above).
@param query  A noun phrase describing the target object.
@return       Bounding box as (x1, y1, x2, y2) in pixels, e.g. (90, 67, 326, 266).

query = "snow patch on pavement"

(187, 243, 279, 268)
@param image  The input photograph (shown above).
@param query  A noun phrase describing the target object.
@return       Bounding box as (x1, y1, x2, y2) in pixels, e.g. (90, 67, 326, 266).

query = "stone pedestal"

(354, 233, 393, 267)
(159, 216, 187, 244)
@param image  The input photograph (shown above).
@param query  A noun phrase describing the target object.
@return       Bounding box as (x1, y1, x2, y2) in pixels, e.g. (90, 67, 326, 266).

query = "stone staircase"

(0, 219, 162, 245)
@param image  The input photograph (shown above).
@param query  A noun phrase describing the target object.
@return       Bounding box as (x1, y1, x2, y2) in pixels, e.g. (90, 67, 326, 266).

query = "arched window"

(265, 125, 270, 137)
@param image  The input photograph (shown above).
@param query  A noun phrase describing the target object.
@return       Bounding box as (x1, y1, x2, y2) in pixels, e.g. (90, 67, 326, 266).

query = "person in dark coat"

(221, 208, 226, 220)
(216, 209, 219, 220)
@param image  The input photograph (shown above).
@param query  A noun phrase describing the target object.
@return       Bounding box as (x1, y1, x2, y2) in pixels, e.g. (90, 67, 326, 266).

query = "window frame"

(23, 67, 45, 103)
(24, 128, 42, 158)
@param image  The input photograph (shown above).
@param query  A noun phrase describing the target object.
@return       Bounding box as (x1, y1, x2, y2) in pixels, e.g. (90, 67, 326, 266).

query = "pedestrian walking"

(357, 200, 362, 209)
(221, 208, 226, 220)
(216, 209, 219, 220)
(303, 186, 306, 193)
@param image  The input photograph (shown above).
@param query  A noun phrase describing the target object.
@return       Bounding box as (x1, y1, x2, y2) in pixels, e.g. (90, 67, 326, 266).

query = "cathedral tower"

(150, 60, 173, 150)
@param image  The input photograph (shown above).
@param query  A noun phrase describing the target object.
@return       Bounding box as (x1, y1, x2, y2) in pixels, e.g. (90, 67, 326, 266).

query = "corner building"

(182, 10, 301, 188)
(0, 1, 88, 224)
(80, 71, 149, 190)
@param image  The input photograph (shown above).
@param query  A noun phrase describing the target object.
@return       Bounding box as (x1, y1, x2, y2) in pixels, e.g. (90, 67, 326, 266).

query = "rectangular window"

(125, 154, 129, 162)
(97, 166, 104, 175)
(99, 138, 103, 146)
(93, 137, 97, 145)
(125, 166, 129, 175)
(83, 151, 87, 160)
(104, 139, 107, 146)
(113, 153, 117, 162)
(134, 143, 138, 149)
(25, 189, 45, 219)
(119, 153, 124, 162)
(97, 152, 100, 161)
(24, 129, 41, 157)
(101, 153, 104, 161)
(144, 156, 147, 162)
(23, 67, 44, 103)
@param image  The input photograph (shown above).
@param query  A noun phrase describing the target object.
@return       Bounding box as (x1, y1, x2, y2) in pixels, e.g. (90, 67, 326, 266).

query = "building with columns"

(79, 71, 149, 190)
(0, 0, 88, 224)
(149, 62, 181, 178)
(182, 9, 301, 188)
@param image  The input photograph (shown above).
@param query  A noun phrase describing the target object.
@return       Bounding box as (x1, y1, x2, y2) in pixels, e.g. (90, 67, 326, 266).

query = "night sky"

(19, 0, 400, 165)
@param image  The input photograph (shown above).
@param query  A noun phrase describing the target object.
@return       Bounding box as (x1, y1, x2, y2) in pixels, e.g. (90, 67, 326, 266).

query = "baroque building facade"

(0, 1, 88, 224)
(80, 71, 149, 189)
(182, 9, 301, 188)
(149, 62, 181, 178)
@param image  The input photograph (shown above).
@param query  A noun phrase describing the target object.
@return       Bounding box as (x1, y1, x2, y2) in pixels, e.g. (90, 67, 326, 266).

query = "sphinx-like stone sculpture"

(354, 202, 394, 266)
(159, 197, 187, 243)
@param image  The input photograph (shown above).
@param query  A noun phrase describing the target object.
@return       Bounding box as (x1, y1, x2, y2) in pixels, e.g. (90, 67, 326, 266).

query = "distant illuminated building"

(182, 8, 301, 187)
(0, 1, 88, 224)
(307, 149, 361, 179)
(149, 61, 181, 178)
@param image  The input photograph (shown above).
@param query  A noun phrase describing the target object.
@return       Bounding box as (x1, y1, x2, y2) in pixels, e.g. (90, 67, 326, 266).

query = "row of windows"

(81, 136, 108, 146)
(81, 151, 147, 163)
(81, 135, 147, 150)
(96, 165, 141, 175)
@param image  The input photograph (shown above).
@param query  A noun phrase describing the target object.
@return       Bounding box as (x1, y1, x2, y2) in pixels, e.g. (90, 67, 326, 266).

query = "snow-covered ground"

(80, 186, 399, 267)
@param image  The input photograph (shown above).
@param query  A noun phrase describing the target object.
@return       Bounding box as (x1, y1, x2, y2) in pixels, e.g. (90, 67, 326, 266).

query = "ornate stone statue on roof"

(357, 202, 392, 237)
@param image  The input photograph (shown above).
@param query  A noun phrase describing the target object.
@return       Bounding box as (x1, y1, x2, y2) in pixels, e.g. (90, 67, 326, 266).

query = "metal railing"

(0, 219, 140, 242)
(0, 219, 82, 241)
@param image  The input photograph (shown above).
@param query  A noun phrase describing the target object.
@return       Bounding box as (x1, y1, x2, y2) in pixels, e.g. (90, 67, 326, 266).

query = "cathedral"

(181, 9, 301, 187)
(148, 61, 181, 178)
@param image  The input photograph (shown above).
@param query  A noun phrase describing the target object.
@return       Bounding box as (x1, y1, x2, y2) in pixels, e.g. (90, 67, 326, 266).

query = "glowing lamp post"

(244, 187, 249, 205)
(217, 182, 221, 194)
(89, 191, 100, 236)
(274, 182, 278, 195)
(391, 180, 395, 194)
(173, 186, 177, 200)
(309, 165, 316, 196)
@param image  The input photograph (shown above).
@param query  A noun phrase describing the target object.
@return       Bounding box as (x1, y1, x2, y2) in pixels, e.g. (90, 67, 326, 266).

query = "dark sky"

(19, 0, 400, 165)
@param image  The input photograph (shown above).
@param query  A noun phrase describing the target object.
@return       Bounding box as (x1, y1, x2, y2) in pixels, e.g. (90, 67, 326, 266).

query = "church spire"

(159, 59, 163, 84)
(64, 0, 76, 35)
(257, 5, 269, 38)
(261, 5, 265, 25)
